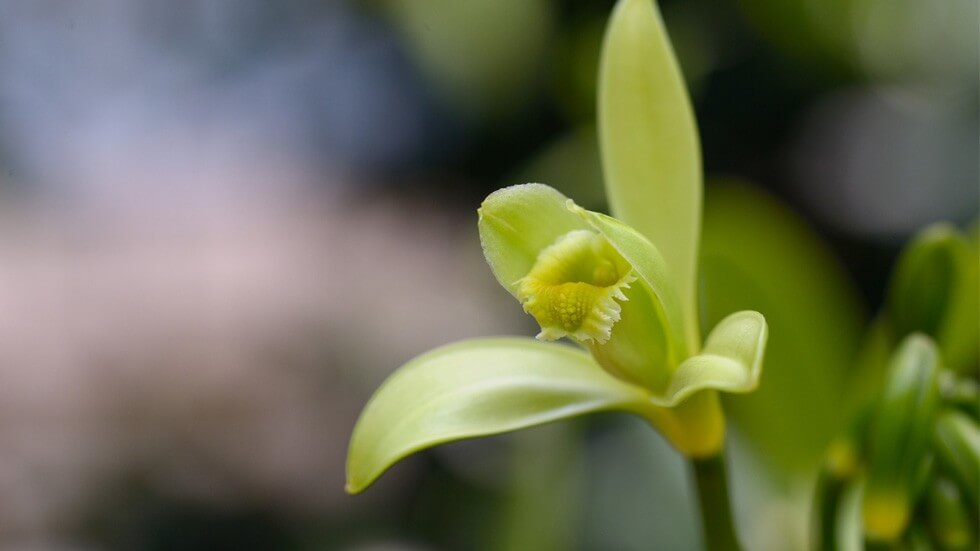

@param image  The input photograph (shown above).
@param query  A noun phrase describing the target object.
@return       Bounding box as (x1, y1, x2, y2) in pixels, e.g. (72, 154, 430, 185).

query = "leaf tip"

(344, 481, 359, 495)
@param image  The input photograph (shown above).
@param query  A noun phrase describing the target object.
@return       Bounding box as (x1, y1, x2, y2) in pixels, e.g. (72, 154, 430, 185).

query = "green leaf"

(345, 337, 654, 494)
(812, 464, 854, 551)
(933, 410, 980, 505)
(599, 0, 702, 350)
(925, 477, 975, 550)
(835, 480, 866, 551)
(863, 334, 941, 542)
(887, 224, 979, 374)
(701, 181, 866, 473)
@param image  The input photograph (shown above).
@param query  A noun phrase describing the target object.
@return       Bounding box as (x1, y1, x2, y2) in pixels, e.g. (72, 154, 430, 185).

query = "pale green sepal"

(345, 337, 655, 494)
(599, 0, 702, 349)
(662, 311, 768, 404)
(478, 183, 589, 298)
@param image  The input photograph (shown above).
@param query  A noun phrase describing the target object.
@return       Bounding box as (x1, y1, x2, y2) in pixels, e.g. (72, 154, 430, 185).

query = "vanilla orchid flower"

(347, 5, 768, 549)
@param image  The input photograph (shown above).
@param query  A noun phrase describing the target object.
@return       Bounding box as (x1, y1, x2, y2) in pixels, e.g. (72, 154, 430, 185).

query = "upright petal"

(599, 0, 702, 350)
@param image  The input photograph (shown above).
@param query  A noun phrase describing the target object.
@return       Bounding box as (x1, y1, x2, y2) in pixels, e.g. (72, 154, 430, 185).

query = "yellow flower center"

(518, 230, 636, 343)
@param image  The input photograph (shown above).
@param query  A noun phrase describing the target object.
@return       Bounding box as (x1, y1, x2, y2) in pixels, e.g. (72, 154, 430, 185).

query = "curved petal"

(478, 184, 589, 298)
(659, 311, 768, 405)
(887, 223, 979, 374)
(346, 337, 654, 494)
(599, 0, 702, 348)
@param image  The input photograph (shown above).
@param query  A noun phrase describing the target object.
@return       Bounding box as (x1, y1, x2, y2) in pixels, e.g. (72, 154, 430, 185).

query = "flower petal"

(659, 310, 768, 405)
(599, 0, 702, 348)
(478, 183, 589, 298)
(569, 203, 690, 360)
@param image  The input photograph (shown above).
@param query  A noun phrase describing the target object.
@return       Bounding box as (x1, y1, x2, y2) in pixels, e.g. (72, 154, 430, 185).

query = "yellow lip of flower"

(517, 229, 637, 344)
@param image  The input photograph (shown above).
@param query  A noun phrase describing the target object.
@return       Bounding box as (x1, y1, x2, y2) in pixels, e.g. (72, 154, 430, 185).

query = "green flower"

(345, 181, 767, 494)
(345, 0, 769, 495)
(517, 229, 636, 344)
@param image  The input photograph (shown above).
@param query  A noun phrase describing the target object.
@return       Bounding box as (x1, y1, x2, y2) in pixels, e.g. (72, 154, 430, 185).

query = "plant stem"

(691, 453, 742, 551)
(813, 468, 848, 551)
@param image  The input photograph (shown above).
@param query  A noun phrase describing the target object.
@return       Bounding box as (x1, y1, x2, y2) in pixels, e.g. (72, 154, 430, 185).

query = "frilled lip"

(516, 229, 638, 344)
(478, 183, 690, 358)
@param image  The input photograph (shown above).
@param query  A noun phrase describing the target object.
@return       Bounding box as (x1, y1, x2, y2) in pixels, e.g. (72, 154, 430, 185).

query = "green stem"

(813, 469, 848, 551)
(691, 453, 742, 551)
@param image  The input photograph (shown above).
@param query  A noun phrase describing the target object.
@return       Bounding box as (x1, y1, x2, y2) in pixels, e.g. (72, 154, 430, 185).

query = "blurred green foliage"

(739, 0, 978, 85)
(702, 181, 866, 473)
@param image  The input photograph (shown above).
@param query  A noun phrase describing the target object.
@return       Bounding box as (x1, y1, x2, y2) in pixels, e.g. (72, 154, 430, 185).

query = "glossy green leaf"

(598, 0, 702, 349)
(863, 334, 941, 542)
(933, 410, 980, 505)
(925, 477, 975, 550)
(887, 224, 979, 373)
(345, 337, 653, 494)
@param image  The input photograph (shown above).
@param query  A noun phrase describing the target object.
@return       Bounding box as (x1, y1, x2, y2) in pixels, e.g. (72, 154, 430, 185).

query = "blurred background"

(0, 0, 975, 549)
